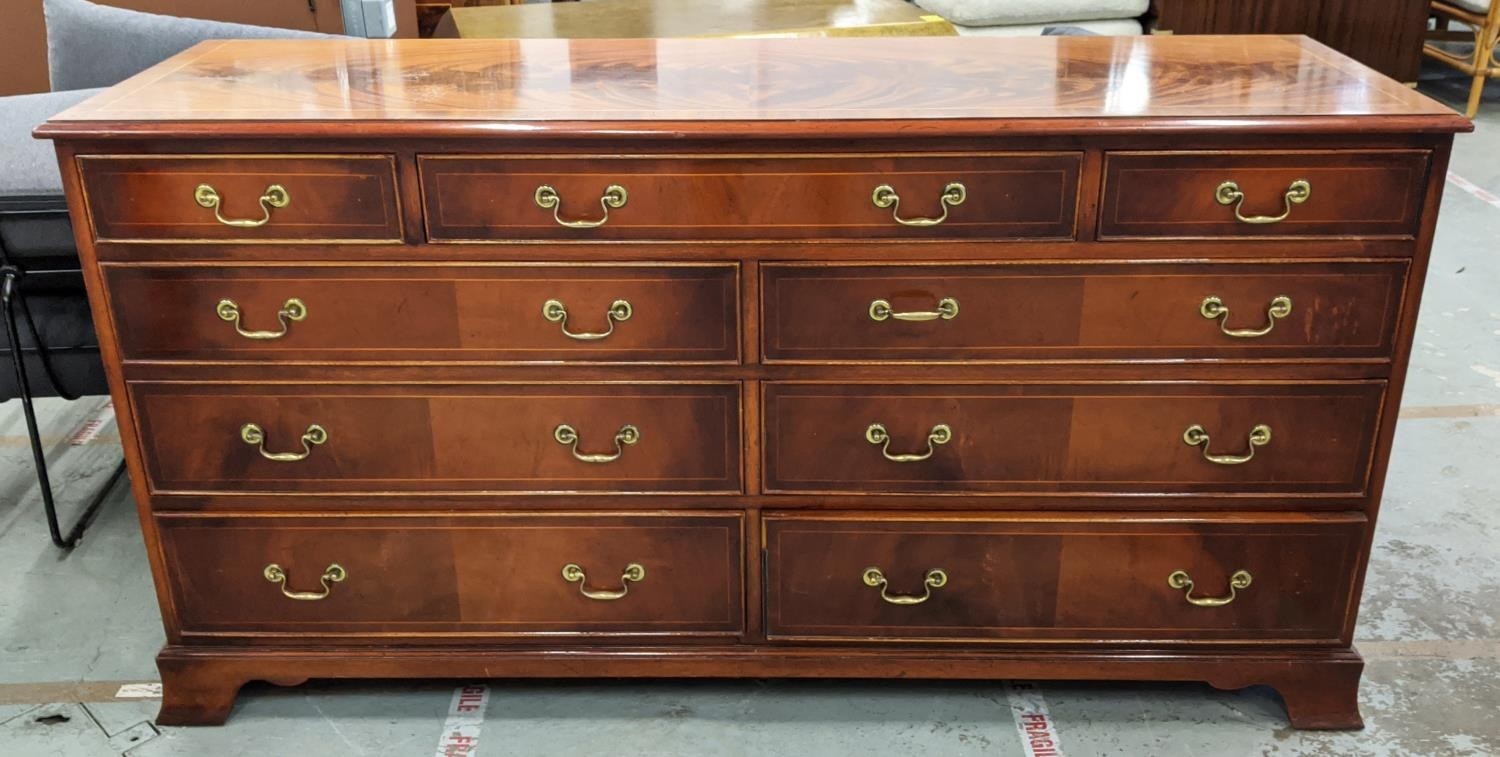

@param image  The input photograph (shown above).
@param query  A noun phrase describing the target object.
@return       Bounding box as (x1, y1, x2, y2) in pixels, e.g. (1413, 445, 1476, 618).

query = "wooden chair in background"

(1426, 0, 1500, 117)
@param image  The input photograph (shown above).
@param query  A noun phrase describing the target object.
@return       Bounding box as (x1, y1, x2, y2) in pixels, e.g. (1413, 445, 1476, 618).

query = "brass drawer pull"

(1200, 295, 1290, 338)
(216, 298, 306, 340)
(1182, 424, 1271, 465)
(562, 562, 645, 601)
(1167, 569, 1252, 607)
(554, 423, 639, 463)
(534, 184, 628, 228)
(194, 183, 289, 228)
(869, 297, 959, 322)
(1214, 179, 1310, 225)
(263, 563, 346, 601)
(866, 423, 951, 462)
(862, 566, 947, 605)
(871, 182, 966, 227)
(241, 423, 328, 462)
(542, 298, 632, 341)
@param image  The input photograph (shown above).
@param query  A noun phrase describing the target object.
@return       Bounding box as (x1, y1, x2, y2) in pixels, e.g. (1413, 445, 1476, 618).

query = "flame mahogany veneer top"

(38, 35, 1469, 138)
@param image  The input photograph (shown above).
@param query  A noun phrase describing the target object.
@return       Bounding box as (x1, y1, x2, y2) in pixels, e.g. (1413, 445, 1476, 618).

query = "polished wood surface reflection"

(39, 36, 1464, 133)
(41, 36, 1468, 729)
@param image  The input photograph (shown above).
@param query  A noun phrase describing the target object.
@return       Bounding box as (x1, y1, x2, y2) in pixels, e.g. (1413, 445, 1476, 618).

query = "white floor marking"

(1007, 682, 1065, 757)
(435, 684, 489, 757)
(68, 401, 115, 446)
(1447, 171, 1500, 211)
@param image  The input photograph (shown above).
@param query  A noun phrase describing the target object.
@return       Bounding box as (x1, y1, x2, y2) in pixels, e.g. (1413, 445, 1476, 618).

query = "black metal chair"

(1, 193, 126, 549)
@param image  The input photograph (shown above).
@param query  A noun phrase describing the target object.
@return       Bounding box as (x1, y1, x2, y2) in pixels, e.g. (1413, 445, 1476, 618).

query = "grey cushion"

(0, 87, 103, 200)
(1449, 0, 1490, 14)
(916, 0, 1148, 27)
(44, 0, 333, 92)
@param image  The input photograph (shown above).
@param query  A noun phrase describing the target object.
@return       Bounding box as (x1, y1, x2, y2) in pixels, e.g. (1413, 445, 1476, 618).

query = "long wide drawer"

(764, 513, 1363, 643)
(105, 264, 739, 364)
(1099, 150, 1429, 239)
(420, 153, 1080, 241)
(761, 261, 1406, 362)
(130, 383, 741, 494)
(159, 512, 744, 637)
(762, 382, 1384, 496)
(78, 155, 403, 243)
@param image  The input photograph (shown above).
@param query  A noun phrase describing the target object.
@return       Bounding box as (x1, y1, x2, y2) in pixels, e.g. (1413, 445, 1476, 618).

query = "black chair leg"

(2, 266, 124, 549)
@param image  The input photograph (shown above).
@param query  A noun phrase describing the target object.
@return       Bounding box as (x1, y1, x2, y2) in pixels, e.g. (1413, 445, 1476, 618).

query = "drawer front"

(79, 155, 402, 242)
(420, 153, 1080, 241)
(764, 514, 1362, 642)
(762, 261, 1406, 362)
(1099, 150, 1429, 238)
(131, 383, 741, 494)
(763, 382, 1383, 496)
(106, 264, 739, 364)
(160, 512, 743, 637)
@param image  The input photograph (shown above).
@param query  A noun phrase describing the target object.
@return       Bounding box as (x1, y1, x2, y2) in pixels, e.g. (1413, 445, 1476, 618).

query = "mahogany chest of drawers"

(38, 35, 1469, 728)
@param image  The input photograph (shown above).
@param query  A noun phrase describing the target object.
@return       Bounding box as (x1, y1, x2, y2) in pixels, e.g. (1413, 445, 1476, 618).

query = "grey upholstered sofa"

(0, 0, 326, 547)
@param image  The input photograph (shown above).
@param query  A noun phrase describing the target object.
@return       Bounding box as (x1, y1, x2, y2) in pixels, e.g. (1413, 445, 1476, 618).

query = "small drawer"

(160, 512, 744, 638)
(130, 382, 741, 494)
(761, 261, 1407, 362)
(1099, 150, 1429, 239)
(764, 513, 1363, 643)
(762, 382, 1383, 496)
(78, 155, 402, 242)
(106, 263, 739, 364)
(420, 153, 1080, 241)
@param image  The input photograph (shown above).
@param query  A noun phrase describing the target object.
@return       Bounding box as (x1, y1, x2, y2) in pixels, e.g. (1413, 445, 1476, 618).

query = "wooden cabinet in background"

(1151, 0, 1432, 82)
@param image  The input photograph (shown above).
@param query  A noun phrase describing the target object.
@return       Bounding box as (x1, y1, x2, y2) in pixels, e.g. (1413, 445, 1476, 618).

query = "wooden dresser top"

(39, 35, 1469, 139)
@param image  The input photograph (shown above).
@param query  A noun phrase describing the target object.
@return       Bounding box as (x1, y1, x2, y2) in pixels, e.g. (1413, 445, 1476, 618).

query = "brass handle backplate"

(217, 298, 307, 340)
(194, 183, 290, 228)
(871, 182, 966, 226)
(1214, 179, 1310, 225)
(562, 562, 645, 600)
(866, 423, 952, 463)
(554, 423, 639, 463)
(869, 297, 959, 322)
(1167, 569, 1252, 607)
(263, 563, 346, 601)
(1182, 424, 1271, 465)
(241, 423, 328, 462)
(862, 566, 948, 605)
(542, 299, 632, 340)
(534, 184, 628, 228)
(1200, 295, 1291, 338)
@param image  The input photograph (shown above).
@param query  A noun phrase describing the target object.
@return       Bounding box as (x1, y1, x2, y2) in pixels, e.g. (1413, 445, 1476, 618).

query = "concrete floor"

(2, 63, 1499, 757)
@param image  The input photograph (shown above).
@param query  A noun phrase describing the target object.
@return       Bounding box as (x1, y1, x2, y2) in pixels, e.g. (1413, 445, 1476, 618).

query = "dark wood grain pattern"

(38, 36, 1469, 729)
(762, 382, 1384, 496)
(764, 513, 1363, 642)
(1099, 150, 1430, 239)
(762, 261, 1407, 362)
(1154, 0, 1432, 82)
(105, 263, 739, 364)
(159, 512, 743, 637)
(78, 156, 402, 242)
(421, 154, 1080, 241)
(130, 383, 741, 494)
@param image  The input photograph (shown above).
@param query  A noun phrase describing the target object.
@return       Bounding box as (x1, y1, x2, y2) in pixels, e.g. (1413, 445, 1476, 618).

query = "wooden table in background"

(434, 0, 956, 38)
